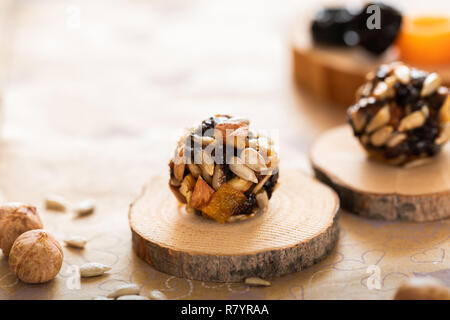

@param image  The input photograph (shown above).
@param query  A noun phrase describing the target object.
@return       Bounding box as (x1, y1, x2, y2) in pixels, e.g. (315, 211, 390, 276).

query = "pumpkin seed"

(64, 236, 87, 249)
(79, 262, 111, 277)
(107, 283, 140, 298)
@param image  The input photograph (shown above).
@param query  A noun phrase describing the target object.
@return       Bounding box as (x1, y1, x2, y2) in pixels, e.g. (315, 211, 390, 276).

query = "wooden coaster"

(310, 125, 450, 221)
(129, 170, 340, 282)
(292, 29, 450, 106)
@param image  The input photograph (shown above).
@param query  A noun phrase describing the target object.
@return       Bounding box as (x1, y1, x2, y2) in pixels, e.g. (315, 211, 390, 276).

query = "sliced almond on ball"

(240, 148, 267, 172)
(229, 157, 258, 183)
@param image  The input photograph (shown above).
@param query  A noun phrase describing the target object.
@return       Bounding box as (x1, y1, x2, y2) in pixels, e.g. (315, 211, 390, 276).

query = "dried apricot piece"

(201, 183, 247, 223)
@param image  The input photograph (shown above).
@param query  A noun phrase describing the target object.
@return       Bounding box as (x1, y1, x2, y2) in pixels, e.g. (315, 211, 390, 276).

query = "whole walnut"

(9, 229, 63, 284)
(0, 203, 44, 255)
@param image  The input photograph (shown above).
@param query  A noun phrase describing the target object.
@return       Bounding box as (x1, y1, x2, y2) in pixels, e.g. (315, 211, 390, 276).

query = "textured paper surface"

(0, 0, 449, 300)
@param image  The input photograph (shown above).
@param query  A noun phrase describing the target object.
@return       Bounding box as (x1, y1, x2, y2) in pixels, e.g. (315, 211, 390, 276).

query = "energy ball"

(348, 62, 450, 166)
(169, 115, 279, 223)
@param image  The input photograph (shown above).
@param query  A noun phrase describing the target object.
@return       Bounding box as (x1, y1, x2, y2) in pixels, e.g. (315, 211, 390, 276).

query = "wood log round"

(129, 170, 340, 282)
(292, 26, 450, 107)
(310, 125, 450, 222)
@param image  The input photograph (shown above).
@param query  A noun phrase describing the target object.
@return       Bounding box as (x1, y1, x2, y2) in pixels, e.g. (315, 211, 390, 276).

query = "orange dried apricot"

(201, 183, 247, 223)
(396, 16, 450, 65)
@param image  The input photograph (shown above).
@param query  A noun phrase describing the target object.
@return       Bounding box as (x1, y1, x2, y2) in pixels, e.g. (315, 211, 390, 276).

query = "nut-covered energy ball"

(169, 115, 279, 223)
(0, 203, 44, 255)
(9, 229, 63, 284)
(348, 62, 450, 165)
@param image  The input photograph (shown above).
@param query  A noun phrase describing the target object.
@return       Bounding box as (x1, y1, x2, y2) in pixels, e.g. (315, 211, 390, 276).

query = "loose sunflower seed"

(148, 290, 167, 300)
(366, 105, 390, 133)
(387, 133, 407, 148)
(394, 65, 410, 84)
(74, 199, 95, 216)
(421, 73, 441, 97)
(45, 194, 68, 212)
(93, 296, 113, 300)
(79, 262, 111, 277)
(240, 148, 267, 172)
(229, 157, 258, 183)
(107, 283, 140, 298)
(256, 190, 269, 211)
(244, 277, 271, 287)
(64, 236, 87, 249)
(370, 126, 393, 146)
(116, 295, 149, 300)
(398, 111, 426, 132)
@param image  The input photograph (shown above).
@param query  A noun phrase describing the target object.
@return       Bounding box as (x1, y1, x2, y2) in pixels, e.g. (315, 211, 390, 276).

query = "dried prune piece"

(311, 8, 356, 46)
(232, 193, 256, 216)
(351, 2, 402, 55)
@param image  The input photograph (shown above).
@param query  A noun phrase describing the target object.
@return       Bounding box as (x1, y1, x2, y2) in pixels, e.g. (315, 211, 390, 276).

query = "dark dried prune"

(350, 2, 402, 55)
(311, 8, 356, 46)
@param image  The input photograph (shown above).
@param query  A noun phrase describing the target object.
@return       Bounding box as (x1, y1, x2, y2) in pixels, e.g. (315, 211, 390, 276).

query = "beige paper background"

(0, 0, 449, 300)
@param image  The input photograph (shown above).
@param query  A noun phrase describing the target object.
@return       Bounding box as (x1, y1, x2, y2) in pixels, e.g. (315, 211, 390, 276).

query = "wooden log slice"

(292, 27, 450, 107)
(310, 125, 450, 222)
(129, 170, 340, 282)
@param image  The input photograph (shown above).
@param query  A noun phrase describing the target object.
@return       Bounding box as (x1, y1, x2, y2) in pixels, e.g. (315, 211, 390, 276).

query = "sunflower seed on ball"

(256, 191, 269, 210)
(79, 262, 111, 277)
(435, 125, 450, 145)
(387, 133, 407, 148)
(370, 126, 393, 146)
(394, 65, 410, 84)
(398, 111, 426, 132)
(365, 105, 390, 133)
(45, 194, 68, 212)
(421, 73, 441, 97)
(107, 283, 140, 298)
(74, 199, 95, 216)
(64, 236, 87, 249)
(116, 295, 149, 300)
(244, 277, 271, 287)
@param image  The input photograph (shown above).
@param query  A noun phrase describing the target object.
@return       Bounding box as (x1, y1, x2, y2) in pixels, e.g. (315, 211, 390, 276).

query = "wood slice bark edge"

(129, 173, 341, 283)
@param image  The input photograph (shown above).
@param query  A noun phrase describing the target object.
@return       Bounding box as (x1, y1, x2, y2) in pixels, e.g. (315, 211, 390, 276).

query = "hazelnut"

(9, 229, 63, 284)
(394, 277, 450, 300)
(0, 203, 44, 255)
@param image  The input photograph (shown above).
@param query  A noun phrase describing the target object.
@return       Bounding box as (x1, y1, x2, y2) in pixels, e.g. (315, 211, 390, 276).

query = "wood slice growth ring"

(310, 125, 450, 222)
(292, 29, 450, 106)
(129, 171, 339, 282)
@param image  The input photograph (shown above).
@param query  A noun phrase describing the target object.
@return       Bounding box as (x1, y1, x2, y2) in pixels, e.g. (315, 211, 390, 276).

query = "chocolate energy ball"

(169, 115, 279, 223)
(347, 62, 450, 166)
